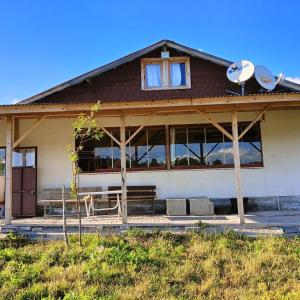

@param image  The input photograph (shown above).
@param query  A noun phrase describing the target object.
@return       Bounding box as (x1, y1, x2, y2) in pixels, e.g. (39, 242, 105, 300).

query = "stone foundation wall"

(211, 196, 300, 213)
(35, 196, 300, 218)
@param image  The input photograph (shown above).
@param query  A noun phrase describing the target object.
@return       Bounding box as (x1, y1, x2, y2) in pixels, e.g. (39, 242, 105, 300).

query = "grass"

(0, 230, 300, 300)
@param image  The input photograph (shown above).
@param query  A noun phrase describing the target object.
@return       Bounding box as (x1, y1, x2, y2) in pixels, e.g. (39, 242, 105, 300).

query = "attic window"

(141, 57, 191, 90)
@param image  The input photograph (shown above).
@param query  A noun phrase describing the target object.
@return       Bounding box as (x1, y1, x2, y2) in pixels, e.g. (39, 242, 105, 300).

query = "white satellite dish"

(254, 65, 276, 91)
(227, 60, 255, 84)
(226, 60, 254, 95)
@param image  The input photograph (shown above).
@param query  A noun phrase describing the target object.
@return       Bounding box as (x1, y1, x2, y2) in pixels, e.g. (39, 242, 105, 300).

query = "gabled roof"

(19, 39, 300, 105)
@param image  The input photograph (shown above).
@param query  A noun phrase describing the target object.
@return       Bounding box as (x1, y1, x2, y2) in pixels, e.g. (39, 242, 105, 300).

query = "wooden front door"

(12, 148, 37, 217)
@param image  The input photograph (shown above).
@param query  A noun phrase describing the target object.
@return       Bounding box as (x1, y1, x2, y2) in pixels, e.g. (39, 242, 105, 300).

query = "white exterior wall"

(1, 110, 300, 200)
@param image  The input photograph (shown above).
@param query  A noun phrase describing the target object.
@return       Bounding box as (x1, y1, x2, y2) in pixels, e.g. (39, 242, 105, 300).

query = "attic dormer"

(141, 47, 191, 90)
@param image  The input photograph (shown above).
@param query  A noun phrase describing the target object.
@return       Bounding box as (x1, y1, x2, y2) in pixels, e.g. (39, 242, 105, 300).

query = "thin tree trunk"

(76, 166, 82, 246)
(62, 185, 69, 247)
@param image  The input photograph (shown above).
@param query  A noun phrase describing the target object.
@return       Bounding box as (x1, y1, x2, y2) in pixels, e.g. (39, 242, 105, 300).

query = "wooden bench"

(108, 185, 156, 214)
(38, 187, 102, 217)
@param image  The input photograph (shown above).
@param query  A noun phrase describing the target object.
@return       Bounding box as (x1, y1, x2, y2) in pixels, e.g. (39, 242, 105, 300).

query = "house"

(1, 39, 300, 225)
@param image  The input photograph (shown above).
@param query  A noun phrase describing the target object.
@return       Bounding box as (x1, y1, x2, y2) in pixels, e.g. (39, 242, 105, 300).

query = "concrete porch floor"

(1, 211, 300, 228)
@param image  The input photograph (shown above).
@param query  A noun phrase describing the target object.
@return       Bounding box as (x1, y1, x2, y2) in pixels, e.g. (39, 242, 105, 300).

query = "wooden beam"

(13, 116, 46, 149)
(125, 115, 154, 145)
(120, 116, 127, 224)
(5, 116, 13, 225)
(232, 111, 245, 224)
(1, 100, 299, 119)
(238, 107, 269, 140)
(97, 124, 121, 146)
(165, 125, 171, 170)
(14, 118, 19, 143)
(197, 110, 234, 141)
(1, 93, 300, 116)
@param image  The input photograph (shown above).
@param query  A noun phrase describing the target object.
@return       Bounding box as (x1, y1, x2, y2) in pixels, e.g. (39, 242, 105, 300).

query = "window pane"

(111, 129, 121, 169)
(148, 128, 166, 167)
(170, 63, 186, 86)
(188, 128, 205, 165)
(78, 150, 94, 172)
(239, 124, 262, 164)
(94, 133, 112, 170)
(221, 125, 234, 165)
(77, 129, 121, 172)
(170, 128, 188, 166)
(12, 148, 36, 167)
(77, 136, 95, 172)
(146, 64, 161, 87)
(0, 149, 5, 176)
(127, 129, 148, 168)
(205, 127, 225, 166)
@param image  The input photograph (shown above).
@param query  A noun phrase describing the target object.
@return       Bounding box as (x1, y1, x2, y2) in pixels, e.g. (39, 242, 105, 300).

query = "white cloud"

(286, 77, 300, 84)
(11, 98, 21, 104)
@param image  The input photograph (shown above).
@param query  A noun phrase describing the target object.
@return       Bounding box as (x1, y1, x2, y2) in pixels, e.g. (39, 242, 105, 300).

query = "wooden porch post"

(120, 116, 127, 224)
(5, 116, 13, 225)
(231, 111, 245, 224)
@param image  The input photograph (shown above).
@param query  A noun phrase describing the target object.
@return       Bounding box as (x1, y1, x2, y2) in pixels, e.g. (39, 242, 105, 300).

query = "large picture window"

(77, 127, 166, 172)
(170, 123, 262, 168)
(77, 123, 263, 173)
(127, 127, 166, 168)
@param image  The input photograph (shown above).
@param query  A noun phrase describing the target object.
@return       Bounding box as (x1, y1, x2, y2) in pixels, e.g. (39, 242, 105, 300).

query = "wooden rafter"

(238, 107, 270, 140)
(125, 115, 153, 145)
(97, 124, 121, 146)
(14, 118, 19, 142)
(197, 110, 234, 141)
(13, 116, 46, 149)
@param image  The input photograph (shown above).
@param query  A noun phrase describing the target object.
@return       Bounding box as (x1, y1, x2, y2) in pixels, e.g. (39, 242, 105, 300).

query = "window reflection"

(171, 124, 262, 167)
(78, 127, 166, 172)
(239, 124, 262, 164)
(77, 123, 263, 172)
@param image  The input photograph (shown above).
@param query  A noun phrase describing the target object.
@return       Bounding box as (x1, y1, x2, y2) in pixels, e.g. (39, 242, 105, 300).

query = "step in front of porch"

(1, 222, 296, 240)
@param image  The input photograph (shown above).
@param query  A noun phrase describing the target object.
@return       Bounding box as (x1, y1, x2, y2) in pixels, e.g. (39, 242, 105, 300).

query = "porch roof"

(1, 91, 300, 118)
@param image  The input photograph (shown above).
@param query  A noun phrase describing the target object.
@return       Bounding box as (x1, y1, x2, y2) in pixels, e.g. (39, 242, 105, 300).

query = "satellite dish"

(227, 60, 255, 84)
(254, 65, 276, 91)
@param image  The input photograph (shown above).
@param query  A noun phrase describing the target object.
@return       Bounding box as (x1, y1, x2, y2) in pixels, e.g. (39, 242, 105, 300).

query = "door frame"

(13, 146, 38, 217)
(0, 146, 38, 217)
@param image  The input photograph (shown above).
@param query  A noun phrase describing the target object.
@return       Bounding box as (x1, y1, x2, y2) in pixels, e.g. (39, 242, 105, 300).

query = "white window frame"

(141, 57, 191, 91)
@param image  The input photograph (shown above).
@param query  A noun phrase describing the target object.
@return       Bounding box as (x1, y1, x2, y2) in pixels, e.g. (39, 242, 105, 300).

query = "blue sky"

(0, 0, 299, 104)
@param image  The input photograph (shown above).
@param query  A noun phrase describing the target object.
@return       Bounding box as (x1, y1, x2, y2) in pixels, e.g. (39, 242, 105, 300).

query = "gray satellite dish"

(226, 60, 254, 95)
(254, 65, 285, 92)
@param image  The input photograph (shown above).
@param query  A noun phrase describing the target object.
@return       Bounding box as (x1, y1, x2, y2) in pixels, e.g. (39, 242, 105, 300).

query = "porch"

(1, 93, 300, 226)
(2, 210, 300, 227)
(1, 211, 300, 239)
